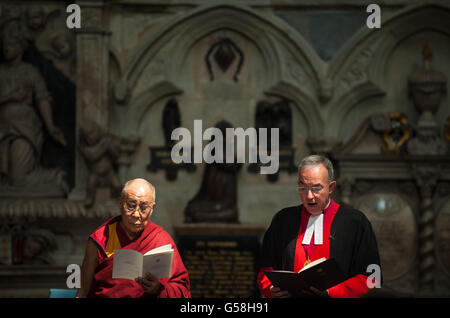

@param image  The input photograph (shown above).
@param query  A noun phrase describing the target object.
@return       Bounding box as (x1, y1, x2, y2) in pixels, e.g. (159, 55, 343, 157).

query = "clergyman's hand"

(136, 272, 161, 296)
(298, 286, 329, 298)
(270, 285, 291, 298)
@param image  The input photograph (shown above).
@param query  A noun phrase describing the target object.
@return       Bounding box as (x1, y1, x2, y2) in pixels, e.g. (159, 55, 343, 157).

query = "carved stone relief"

(79, 120, 122, 207)
(0, 20, 69, 197)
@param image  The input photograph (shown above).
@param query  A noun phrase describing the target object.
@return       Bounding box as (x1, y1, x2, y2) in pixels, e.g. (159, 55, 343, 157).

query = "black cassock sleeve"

(330, 207, 382, 282)
(258, 206, 301, 271)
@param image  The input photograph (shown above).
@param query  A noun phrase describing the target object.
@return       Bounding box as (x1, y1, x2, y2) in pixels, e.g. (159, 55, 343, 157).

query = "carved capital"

(412, 163, 440, 199)
(113, 79, 130, 105)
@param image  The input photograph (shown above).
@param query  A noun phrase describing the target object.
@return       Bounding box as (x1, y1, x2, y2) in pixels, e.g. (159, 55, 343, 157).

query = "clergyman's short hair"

(298, 155, 335, 182)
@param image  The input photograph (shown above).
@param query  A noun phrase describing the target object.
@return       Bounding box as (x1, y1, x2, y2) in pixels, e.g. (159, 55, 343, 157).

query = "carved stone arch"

(121, 81, 183, 136)
(265, 81, 323, 138)
(113, 4, 325, 106)
(328, 3, 450, 138)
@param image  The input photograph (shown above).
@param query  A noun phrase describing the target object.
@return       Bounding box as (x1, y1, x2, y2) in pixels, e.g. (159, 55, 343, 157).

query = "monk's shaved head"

(119, 178, 156, 238)
(121, 178, 155, 202)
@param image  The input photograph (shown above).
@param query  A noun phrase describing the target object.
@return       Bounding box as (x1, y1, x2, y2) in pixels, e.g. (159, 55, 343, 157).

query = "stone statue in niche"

(205, 37, 244, 82)
(163, 99, 181, 145)
(147, 98, 195, 180)
(249, 99, 295, 182)
(79, 120, 122, 207)
(163, 98, 181, 181)
(185, 120, 241, 223)
(0, 22, 68, 196)
(23, 228, 57, 264)
(407, 44, 448, 155)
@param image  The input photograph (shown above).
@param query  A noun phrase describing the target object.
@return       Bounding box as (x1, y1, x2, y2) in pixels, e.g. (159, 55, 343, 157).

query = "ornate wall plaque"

(355, 192, 417, 281)
(174, 224, 265, 297)
(381, 112, 411, 154)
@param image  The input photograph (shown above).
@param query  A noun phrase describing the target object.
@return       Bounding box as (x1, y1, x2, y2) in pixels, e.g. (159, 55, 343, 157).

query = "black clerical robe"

(257, 202, 381, 297)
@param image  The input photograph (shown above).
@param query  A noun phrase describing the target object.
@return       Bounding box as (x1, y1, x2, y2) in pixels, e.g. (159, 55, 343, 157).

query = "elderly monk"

(257, 155, 381, 298)
(76, 178, 190, 298)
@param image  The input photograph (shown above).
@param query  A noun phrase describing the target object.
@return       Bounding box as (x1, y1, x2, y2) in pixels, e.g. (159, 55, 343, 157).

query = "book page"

(112, 249, 143, 280)
(299, 257, 327, 273)
(142, 249, 173, 278)
(144, 244, 172, 255)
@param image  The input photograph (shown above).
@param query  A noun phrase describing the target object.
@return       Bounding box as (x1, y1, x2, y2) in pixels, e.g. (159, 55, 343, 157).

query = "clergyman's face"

(297, 164, 336, 215)
(119, 183, 154, 235)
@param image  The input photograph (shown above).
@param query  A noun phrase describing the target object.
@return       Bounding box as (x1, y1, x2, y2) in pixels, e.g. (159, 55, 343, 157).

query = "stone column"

(69, 0, 110, 200)
(406, 45, 447, 295)
(412, 163, 439, 295)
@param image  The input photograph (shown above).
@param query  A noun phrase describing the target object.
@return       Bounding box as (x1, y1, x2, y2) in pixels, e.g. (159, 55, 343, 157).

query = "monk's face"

(297, 164, 336, 215)
(119, 182, 155, 236)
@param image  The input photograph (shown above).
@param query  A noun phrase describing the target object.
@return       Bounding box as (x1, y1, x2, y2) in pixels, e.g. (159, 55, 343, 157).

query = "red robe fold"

(88, 216, 191, 298)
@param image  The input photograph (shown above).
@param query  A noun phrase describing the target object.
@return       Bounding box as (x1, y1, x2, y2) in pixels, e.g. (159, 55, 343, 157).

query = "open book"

(264, 257, 346, 294)
(112, 244, 174, 280)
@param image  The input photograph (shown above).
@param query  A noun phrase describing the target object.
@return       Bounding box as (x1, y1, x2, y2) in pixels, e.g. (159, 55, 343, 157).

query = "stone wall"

(0, 0, 449, 297)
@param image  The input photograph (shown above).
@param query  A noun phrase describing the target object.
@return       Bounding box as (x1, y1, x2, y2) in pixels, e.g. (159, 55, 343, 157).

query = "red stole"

(294, 200, 339, 272)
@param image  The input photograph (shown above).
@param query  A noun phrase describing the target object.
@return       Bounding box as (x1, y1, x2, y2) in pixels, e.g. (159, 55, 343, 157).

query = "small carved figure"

(23, 228, 57, 264)
(79, 120, 122, 207)
(50, 34, 73, 59)
(26, 6, 46, 30)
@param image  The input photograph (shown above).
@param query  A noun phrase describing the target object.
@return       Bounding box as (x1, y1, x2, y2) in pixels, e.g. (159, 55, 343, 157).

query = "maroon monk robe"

(88, 216, 191, 298)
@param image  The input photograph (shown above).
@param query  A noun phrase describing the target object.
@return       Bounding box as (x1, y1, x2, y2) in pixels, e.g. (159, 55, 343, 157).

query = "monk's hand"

(270, 285, 291, 298)
(136, 272, 160, 296)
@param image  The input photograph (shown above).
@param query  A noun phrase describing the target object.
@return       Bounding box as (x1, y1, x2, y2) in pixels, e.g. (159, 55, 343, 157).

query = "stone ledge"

(0, 199, 119, 218)
(173, 223, 266, 236)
